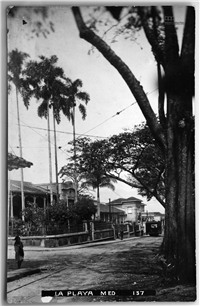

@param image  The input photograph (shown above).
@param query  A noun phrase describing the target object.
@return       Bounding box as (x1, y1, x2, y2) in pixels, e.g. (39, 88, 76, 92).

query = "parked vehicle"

(146, 221, 162, 236)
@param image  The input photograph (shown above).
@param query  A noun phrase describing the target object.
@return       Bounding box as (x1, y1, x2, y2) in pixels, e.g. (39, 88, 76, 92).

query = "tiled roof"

(100, 203, 125, 214)
(109, 196, 143, 205)
(10, 180, 49, 195)
(39, 182, 75, 190)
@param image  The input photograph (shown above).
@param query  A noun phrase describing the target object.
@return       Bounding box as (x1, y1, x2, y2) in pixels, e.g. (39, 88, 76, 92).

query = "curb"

(7, 268, 41, 283)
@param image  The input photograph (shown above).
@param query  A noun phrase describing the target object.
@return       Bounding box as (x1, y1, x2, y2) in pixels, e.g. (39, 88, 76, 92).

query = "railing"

(8, 224, 84, 237)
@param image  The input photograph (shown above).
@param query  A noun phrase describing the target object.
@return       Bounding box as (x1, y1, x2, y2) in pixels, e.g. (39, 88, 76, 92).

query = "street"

(7, 236, 163, 303)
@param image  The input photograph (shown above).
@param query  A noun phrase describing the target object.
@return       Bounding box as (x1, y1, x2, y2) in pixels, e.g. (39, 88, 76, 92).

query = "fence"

(8, 223, 84, 237)
(8, 221, 141, 248)
(8, 220, 115, 248)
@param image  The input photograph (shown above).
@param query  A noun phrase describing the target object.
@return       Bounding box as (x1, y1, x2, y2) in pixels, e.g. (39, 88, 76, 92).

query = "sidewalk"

(7, 236, 142, 282)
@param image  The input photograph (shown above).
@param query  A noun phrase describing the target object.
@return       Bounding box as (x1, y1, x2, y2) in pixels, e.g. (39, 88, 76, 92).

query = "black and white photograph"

(6, 4, 197, 303)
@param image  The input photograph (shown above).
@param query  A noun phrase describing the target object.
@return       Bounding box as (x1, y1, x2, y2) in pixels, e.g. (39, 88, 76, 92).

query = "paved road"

(7, 236, 163, 303)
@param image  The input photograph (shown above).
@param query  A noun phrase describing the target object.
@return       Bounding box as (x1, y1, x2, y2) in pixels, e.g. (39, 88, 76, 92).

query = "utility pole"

(47, 101, 53, 203)
(16, 87, 25, 221)
(53, 106, 59, 202)
(72, 104, 78, 204)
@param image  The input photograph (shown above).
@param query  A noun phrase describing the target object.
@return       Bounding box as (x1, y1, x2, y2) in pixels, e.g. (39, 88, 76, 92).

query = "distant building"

(107, 197, 146, 224)
(93, 201, 125, 223)
(141, 211, 165, 222)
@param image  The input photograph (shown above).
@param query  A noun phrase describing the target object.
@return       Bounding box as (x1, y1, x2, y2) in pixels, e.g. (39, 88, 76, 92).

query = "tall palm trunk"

(72, 104, 78, 204)
(16, 86, 25, 221)
(47, 100, 53, 203)
(53, 106, 59, 202)
(97, 186, 100, 220)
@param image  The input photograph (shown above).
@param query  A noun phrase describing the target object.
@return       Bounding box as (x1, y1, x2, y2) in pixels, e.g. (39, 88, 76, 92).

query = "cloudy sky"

(7, 6, 186, 213)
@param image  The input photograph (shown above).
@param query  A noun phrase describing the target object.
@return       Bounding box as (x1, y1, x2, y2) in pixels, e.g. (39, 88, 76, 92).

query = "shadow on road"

(7, 259, 48, 272)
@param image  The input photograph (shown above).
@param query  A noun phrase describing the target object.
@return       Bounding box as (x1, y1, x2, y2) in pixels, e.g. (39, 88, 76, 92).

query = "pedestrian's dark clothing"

(14, 236, 24, 269)
(120, 230, 124, 240)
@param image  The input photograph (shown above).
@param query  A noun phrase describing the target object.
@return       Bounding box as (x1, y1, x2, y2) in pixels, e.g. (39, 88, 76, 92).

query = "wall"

(8, 229, 114, 248)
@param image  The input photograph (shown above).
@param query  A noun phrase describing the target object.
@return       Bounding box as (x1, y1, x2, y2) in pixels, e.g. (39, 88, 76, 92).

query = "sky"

(7, 6, 187, 214)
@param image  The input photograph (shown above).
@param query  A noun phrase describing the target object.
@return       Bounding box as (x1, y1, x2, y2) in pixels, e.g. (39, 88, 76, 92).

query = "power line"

(61, 88, 158, 148)
(11, 122, 107, 139)
(8, 142, 16, 155)
(8, 111, 70, 158)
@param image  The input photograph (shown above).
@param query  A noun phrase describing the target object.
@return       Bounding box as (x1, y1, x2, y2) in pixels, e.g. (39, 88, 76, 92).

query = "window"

(127, 207, 132, 214)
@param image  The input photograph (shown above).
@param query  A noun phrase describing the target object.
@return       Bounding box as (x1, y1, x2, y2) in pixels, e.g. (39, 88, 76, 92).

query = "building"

(8, 180, 50, 219)
(107, 197, 146, 224)
(141, 211, 165, 222)
(93, 201, 125, 223)
(8, 180, 75, 219)
(38, 182, 75, 205)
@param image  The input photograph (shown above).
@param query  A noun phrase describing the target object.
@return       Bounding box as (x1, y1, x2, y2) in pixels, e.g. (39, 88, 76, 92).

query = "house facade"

(93, 201, 125, 223)
(38, 182, 75, 206)
(8, 180, 50, 219)
(107, 197, 146, 224)
(8, 180, 75, 219)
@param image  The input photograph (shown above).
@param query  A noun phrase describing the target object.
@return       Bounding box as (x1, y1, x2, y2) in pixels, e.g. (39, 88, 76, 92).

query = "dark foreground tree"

(72, 6, 195, 284)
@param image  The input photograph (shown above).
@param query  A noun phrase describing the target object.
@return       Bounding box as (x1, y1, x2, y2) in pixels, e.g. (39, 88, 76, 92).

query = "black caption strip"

(42, 290, 156, 297)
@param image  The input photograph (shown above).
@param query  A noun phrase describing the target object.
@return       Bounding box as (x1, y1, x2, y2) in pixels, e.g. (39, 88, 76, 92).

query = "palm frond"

(37, 100, 48, 119)
(73, 79, 83, 89)
(78, 103, 87, 120)
(76, 92, 90, 104)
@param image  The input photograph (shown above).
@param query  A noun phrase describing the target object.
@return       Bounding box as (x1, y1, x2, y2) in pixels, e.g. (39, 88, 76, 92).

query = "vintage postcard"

(6, 4, 197, 303)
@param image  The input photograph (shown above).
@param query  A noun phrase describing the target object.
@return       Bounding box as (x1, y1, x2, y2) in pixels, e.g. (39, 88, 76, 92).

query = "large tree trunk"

(72, 6, 195, 284)
(164, 92, 195, 283)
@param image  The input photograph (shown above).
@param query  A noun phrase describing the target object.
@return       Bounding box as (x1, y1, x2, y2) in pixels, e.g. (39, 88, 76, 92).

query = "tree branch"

(163, 6, 179, 65)
(72, 6, 167, 152)
(180, 6, 195, 97)
(132, 170, 165, 207)
(138, 7, 164, 65)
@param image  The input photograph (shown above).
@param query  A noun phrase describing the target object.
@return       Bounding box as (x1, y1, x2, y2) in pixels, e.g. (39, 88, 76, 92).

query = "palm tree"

(64, 79, 90, 204)
(23, 56, 90, 205)
(8, 49, 30, 220)
(81, 173, 117, 219)
(22, 55, 72, 203)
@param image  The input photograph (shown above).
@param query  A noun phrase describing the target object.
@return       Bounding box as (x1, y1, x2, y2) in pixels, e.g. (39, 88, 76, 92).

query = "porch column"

(43, 197, 46, 211)
(90, 221, 95, 241)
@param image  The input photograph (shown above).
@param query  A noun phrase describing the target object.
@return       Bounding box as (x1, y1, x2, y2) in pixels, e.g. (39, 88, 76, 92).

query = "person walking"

(14, 236, 24, 269)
